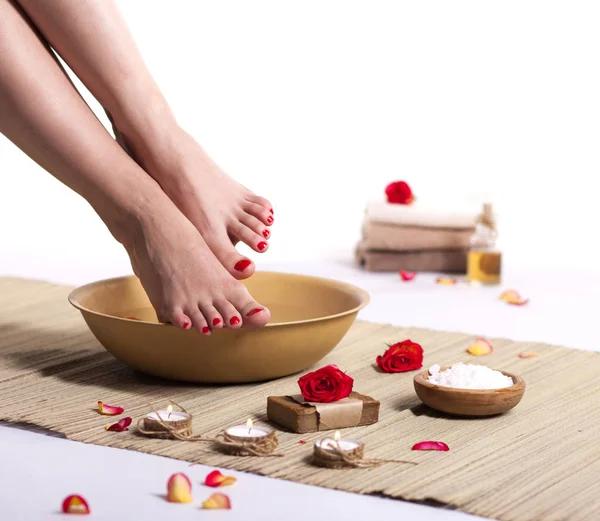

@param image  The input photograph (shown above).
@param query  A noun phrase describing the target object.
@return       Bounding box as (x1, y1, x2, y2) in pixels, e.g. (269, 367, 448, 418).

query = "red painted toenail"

(234, 259, 252, 271)
(202, 326, 210, 334)
(182, 321, 190, 329)
(246, 308, 264, 317)
(262, 229, 270, 239)
(270, 208, 274, 214)
(267, 216, 274, 225)
(230, 316, 241, 326)
(257, 241, 267, 251)
(212, 318, 221, 326)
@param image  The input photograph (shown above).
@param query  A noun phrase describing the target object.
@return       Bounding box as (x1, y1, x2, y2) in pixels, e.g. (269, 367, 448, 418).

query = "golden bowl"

(68, 272, 369, 383)
(413, 367, 526, 417)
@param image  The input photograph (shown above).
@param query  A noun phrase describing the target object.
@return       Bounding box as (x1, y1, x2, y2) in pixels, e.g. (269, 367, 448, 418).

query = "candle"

(220, 419, 279, 456)
(140, 403, 193, 439)
(146, 404, 190, 423)
(312, 430, 365, 468)
(225, 418, 270, 438)
(316, 431, 362, 452)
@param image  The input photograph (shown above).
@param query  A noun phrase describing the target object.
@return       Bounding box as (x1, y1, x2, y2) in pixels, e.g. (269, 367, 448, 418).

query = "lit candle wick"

(246, 418, 253, 435)
(167, 404, 173, 420)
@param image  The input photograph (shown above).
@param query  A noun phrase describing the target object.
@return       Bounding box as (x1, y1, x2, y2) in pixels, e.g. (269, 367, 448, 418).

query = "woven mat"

(1, 277, 599, 521)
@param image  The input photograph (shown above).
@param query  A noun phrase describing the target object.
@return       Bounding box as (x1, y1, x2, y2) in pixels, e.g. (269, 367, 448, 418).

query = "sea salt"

(428, 363, 514, 390)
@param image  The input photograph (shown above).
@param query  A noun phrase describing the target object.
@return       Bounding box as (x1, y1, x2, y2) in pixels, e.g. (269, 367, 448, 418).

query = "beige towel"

(362, 221, 473, 251)
(356, 241, 467, 273)
(365, 201, 480, 229)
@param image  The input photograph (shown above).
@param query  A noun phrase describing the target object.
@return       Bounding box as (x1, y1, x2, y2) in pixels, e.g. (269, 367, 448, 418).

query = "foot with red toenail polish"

(113, 120, 273, 281)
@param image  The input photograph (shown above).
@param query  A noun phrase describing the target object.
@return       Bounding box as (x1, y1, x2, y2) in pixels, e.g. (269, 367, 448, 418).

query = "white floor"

(2, 257, 597, 520)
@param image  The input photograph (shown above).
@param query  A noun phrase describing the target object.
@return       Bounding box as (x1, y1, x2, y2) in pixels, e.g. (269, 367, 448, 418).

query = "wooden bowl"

(68, 272, 369, 383)
(413, 367, 525, 416)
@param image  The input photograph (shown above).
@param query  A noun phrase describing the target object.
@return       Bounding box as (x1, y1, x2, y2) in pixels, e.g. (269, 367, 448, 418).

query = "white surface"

(2, 259, 599, 520)
(2, 0, 600, 270)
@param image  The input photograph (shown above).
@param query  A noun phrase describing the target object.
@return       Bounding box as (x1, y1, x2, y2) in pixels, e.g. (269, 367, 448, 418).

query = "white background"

(2, 0, 600, 283)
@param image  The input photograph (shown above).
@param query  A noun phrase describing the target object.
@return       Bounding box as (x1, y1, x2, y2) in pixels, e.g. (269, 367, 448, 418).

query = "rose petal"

(519, 352, 537, 358)
(298, 440, 307, 445)
(399, 271, 416, 281)
(499, 290, 529, 306)
(436, 277, 457, 285)
(105, 417, 132, 431)
(205, 470, 237, 488)
(467, 338, 493, 356)
(412, 441, 449, 451)
(97, 401, 124, 416)
(62, 495, 90, 515)
(167, 473, 192, 503)
(202, 493, 231, 510)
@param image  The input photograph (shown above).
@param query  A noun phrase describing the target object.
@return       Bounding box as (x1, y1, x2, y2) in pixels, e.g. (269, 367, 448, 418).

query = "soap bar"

(267, 392, 380, 433)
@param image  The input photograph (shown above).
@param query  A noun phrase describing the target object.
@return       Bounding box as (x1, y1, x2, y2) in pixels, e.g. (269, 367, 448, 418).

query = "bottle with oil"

(467, 203, 501, 285)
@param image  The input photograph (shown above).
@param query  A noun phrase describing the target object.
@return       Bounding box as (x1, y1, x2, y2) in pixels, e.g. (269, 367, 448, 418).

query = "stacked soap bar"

(356, 202, 478, 272)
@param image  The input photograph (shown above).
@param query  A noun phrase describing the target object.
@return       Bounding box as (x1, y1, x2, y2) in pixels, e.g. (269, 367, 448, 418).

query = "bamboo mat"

(1, 277, 600, 521)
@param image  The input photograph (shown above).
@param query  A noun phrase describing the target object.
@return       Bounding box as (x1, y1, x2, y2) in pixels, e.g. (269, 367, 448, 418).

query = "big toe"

(205, 232, 256, 280)
(239, 301, 271, 328)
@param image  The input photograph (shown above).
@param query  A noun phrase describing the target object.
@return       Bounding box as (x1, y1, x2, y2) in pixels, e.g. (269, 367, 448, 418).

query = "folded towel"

(365, 201, 480, 229)
(355, 242, 467, 273)
(361, 221, 473, 252)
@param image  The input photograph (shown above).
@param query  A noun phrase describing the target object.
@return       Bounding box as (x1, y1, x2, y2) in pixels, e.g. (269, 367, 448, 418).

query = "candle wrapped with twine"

(312, 438, 418, 469)
(137, 401, 208, 441)
(216, 424, 282, 457)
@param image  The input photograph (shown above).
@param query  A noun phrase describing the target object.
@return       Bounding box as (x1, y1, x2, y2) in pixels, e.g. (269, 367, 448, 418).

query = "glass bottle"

(467, 203, 501, 285)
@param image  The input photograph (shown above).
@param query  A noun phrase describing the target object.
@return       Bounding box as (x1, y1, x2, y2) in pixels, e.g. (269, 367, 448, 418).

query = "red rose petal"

(97, 401, 124, 416)
(205, 470, 237, 488)
(62, 495, 90, 514)
(299, 440, 307, 444)
(105, 417, 132, 431)
(202, 493, 231, 509)
(399, 271, 416, 281)
(376, 340, 424, 373)
(412, 441, 449, 451)
(167, 473, 192, 503)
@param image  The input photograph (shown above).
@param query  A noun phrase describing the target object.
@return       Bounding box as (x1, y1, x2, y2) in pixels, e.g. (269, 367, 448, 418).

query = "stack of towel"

(356, 201, 479, 272)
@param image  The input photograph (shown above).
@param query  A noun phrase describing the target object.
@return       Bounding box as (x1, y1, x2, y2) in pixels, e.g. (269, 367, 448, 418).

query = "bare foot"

(114, 120, 273, 280)
(125, 202, 271, 334)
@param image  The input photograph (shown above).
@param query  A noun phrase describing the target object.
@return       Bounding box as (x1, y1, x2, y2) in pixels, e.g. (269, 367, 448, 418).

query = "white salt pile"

(428, 363, 514, 390)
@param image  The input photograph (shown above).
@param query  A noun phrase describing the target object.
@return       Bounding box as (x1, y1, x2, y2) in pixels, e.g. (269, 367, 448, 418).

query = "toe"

(214, 299, 243, 329)
(238, 213, 271, 240)
(230, 288, 271, 328)
(170, 309, 193, 330)
(246, 194, 273, 214)
(243, 201, 274, 227)
(200, 305, 224, 330)
(204, 231, 256, 280)
(230, 220, 269, 253)
(186, 308, 210, 336)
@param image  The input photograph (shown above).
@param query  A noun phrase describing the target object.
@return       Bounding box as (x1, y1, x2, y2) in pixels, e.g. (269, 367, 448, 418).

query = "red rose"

(376, 340, 423, 373)
(385, 181, 414, 204)
(297, 364, 354, 403)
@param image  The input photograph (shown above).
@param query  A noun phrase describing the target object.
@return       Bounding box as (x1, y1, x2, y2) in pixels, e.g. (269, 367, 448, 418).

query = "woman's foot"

(113, 117, 273, 280)
(124, 202, 271, 334)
